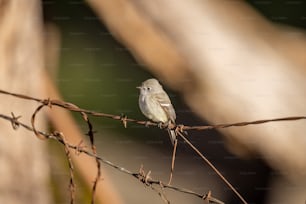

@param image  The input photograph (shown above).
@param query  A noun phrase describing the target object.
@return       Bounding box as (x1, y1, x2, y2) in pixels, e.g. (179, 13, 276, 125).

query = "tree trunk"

(0, 1, 50, 203)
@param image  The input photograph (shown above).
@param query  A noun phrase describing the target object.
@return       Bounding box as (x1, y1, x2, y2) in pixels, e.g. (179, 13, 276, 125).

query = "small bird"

(137, 78, 177, 145)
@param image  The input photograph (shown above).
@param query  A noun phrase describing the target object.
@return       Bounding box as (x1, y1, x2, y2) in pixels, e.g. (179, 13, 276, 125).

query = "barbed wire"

(0, 113, 224, 204)
(1, 89, 305, 132)
(57, 131, 76, 204)
(1, 89, 306, 204)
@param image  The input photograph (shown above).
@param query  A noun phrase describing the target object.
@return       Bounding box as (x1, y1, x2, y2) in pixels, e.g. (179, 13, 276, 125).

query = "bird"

(137, 78, 177, 145)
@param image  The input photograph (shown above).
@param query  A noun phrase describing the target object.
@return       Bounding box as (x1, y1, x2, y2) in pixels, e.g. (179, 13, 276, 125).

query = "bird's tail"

(167, 129, 177, 146)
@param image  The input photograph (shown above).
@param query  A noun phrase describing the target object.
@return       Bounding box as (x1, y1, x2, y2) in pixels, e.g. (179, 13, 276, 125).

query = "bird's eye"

(147, 87, 152, 91)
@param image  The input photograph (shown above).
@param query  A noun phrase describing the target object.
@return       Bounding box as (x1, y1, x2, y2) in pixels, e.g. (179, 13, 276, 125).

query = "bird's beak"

(136, 86, 141, 89)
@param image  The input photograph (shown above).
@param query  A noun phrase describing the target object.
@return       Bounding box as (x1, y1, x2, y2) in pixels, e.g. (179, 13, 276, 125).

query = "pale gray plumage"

(137, 78, 177, 145)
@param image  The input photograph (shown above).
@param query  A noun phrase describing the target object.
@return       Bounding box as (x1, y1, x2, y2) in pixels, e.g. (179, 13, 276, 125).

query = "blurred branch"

(86, 2, 306, 196)
(80, 111, 101, 204)
(86, 0, 194, 90)
(44, 23, 61, 79)
(42, 22, 118, 203)
(43, 72, 123, 204)
(0, 0, 50, 203)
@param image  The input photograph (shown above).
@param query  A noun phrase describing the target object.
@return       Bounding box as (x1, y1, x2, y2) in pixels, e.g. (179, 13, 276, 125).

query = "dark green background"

(43, 1, 304, 203)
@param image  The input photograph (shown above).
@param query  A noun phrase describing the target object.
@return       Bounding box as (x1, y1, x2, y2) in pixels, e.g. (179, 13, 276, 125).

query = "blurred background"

(0, 0, 305, 204)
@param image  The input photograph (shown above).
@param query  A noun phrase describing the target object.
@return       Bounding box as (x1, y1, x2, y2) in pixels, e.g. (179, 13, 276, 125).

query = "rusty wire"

(0, 113, 224, 204)
(1, 89, 306, 204)
(1, 89, 305, 132)
(55, 131, 76, 204)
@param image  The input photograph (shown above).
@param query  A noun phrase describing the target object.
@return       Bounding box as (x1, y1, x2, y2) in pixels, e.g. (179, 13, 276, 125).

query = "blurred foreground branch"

(0, 0, 50, 203)
(86, 4, 306, 202)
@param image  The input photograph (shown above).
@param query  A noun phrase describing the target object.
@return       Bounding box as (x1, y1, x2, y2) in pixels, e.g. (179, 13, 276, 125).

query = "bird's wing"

(155, 92, 176, 123)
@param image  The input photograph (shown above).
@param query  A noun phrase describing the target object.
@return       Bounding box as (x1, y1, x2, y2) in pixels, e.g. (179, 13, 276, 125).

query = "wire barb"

(120, 114, 128, 128)
(138, 165, 152, 186)
(10, 112, 21, 130)
(42, 98, 52, 108)
(74, 140, 86, 156)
